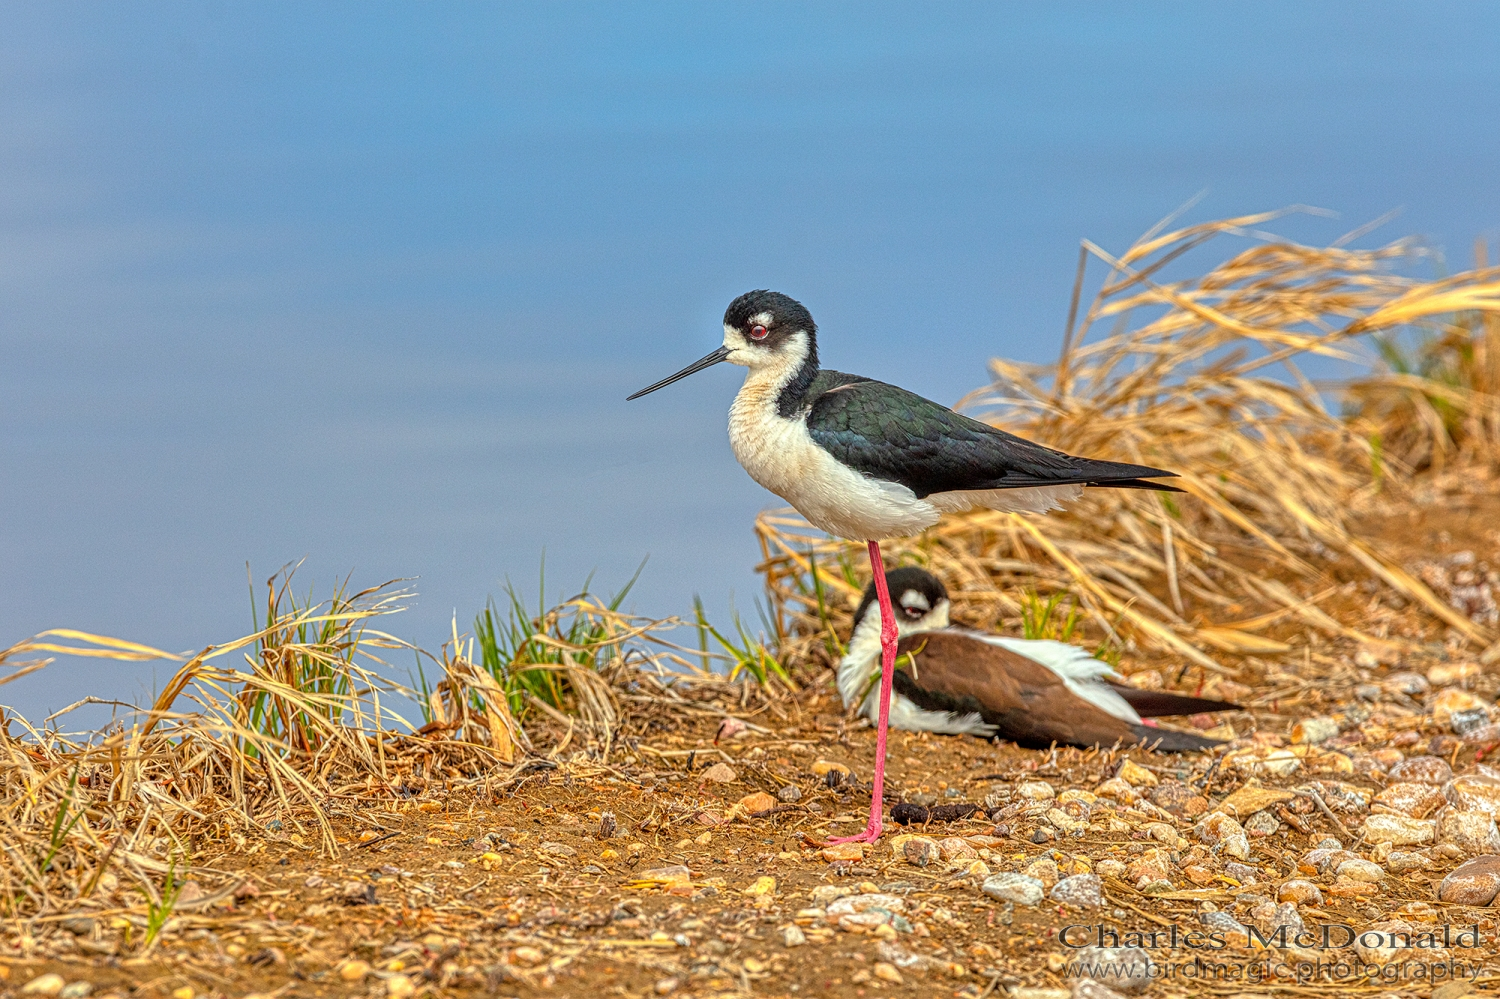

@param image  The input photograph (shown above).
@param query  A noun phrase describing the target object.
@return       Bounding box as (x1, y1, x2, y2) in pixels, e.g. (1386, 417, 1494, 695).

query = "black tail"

(1087, 478, 1185, 493)
(1110, 684, 1238, 717)
(1127, 723, 1224, 753)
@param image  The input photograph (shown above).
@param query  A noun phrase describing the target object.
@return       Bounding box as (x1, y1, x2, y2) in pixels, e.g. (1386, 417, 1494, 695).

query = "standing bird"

(628, 290, 1181, 843)
(839, 567, 1234, 752)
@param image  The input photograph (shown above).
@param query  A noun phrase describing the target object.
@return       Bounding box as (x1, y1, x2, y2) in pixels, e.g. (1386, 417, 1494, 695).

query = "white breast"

(726, 342, 939, 541)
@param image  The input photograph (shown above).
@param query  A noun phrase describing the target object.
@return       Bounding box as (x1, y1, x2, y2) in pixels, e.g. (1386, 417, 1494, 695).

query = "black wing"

(804, 372, 1178, 498)
(1108, 685, 1239, 717)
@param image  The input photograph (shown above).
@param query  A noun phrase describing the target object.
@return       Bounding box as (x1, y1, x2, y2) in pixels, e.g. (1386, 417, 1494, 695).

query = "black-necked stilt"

(628, 290, 1183, 842)
(840, 568, 1235, 753)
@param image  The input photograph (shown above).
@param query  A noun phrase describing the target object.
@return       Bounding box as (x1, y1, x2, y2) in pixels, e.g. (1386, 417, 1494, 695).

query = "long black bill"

(627, 345, 731, 400)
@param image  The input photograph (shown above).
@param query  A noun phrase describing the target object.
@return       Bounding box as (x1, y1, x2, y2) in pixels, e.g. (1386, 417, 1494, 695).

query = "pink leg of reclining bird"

(826, 540, 897, 845)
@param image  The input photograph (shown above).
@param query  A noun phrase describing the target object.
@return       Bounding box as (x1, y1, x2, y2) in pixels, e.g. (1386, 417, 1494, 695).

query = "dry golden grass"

(758, 209, 1500, 680)
(0, 565, 785, 922)
(3, 208, 1499, 931)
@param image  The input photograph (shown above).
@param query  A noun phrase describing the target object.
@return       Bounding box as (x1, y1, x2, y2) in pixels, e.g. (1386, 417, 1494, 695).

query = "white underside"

(723, 333, 1083, 540)
(836, 608, 1140, 737)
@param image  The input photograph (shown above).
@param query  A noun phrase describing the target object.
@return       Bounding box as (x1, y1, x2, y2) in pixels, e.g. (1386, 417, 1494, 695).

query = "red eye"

(749, 325, 768, 340)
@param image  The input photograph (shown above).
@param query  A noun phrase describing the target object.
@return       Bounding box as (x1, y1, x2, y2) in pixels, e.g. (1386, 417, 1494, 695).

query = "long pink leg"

(827, 540, 896, 845)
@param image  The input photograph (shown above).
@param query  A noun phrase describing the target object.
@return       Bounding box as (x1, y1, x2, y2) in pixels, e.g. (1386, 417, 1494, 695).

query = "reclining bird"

(839, 567, 1235, 752)
(629, 290, 1182, 842)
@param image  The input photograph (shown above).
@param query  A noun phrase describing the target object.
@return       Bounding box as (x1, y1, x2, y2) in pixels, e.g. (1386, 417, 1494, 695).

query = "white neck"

(835, 599, 950, 708)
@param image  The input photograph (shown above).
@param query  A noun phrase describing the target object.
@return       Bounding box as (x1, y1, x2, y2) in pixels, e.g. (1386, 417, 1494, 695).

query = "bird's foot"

(824, 821, 882, 846)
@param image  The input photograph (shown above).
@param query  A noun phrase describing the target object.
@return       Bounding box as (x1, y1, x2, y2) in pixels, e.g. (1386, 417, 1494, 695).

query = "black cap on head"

(853, 567, 949, 629)
(724, 290, 816, 337)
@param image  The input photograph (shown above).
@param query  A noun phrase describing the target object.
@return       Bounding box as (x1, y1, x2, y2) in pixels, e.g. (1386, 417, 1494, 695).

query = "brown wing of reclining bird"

(891, 632, 1233, 752)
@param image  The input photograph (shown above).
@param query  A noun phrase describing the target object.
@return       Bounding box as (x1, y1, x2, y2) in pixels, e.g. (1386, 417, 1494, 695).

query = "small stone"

(738, 791, 778, 813)
(1051, 873, 1103, 908)
(899, 835, 940, 867)
(1126, 847, 1174, 887)
(1432, 688, 1490, 728)
(1428, 662, 1482, 686)
(1218, 782, 1296, 817)
(1193, 812, 1250, 860)
(1386, 851, 1429, 874)
(654, 978, 680, 995)
(937, 836, 978, 862)
(1372, 782, 1446, 818)
(700, 762, 737, 783)
(1071, 980, 1130, 999)
(1095, 858, 1127, 879)
(170, 989, 191, 999)
(907, 791, 938, 807)
(1440, 810, 1500, 855)
(1015, 991, 1071, 999)
(1383, 671, 1430, 695)
(742, 876, 776, 896)
(1335, 858, 1385, 883)
(1433, 982, 1481, 999)
(1116, 760, 1157, 787)
(1025, 857, 1060, 889)
(1094, 778, 1137, 802)
(872, 962, 903, 984)
(781, 925, 806, 947)
(1450, 708, 1493, 736)
(1224, 861, 1259, 883)
(1265, 901, 1305, 938)
(1065, 946, 1153, 992)
(1017, 780, 1057, 800)
(1386, 756, 1453, 785)
(1199, 910, 1250, 945)
(1289, 716, 1340, 744)
(539, 841, 577, 857)
(1362, 814, 1436, 845)
(1183, 864, 1216, 886)
(339, 960, 372, 982)
(638, 864, 692, 883)
(1446, 773, 1500, 816)
(828, 892, 906, 916)
(385, 977, 415, 999)
(59, 987, 92, 999)
(340, 880, 376, 905)
(811, 760, 850, 777)
(1277, 879, 1323, 905)
(1437, 855, 1500, 905)
(822, 841, 864, 862)
(777, 785, 801, 802)
(982, 872, 1045, 905)
(1243, 810, 1280, 836)
(23, 978, 65, 998)
(1148, 781, 1208, 818)
(1353, 919, 1414, 963)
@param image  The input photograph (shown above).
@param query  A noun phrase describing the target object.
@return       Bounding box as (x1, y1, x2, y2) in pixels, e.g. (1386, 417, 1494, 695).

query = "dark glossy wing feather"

(804, 373, 1177, 497)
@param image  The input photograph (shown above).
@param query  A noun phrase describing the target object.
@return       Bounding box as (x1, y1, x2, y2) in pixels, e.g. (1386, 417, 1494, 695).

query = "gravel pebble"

(1051, 873, 1104, 908)
(982, 872, 1044, 906)
(1064, 946, 1153, 993)
(1437, 855, 1500, 905)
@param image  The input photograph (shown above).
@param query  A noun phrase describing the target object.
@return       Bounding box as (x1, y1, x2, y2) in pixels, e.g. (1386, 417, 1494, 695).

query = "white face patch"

(899, 590, 931, 612)
(748, 311, 773, 327)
